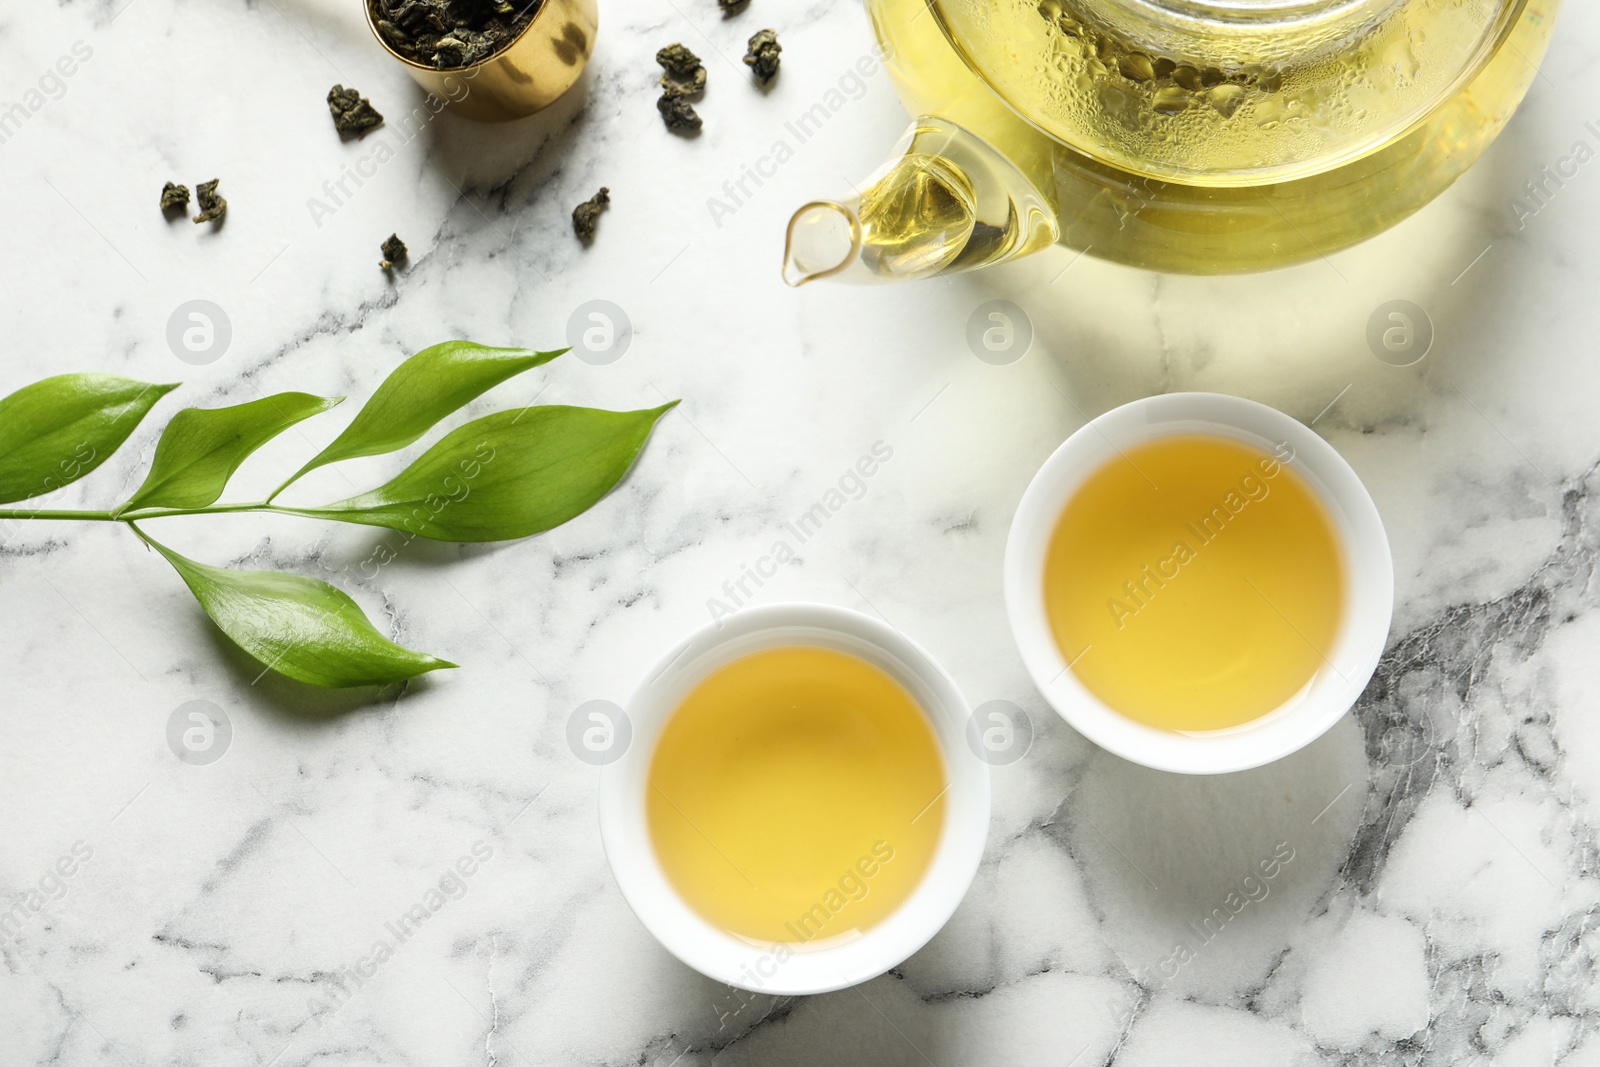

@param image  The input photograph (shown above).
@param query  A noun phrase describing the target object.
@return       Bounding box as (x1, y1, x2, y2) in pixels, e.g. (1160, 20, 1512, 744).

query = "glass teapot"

(784, 0, 1559, 283)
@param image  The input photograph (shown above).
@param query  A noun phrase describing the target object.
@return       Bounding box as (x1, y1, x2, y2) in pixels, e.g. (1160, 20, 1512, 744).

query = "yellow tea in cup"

(647, 646, 945, 944)
(1044, 434, 1345, 732)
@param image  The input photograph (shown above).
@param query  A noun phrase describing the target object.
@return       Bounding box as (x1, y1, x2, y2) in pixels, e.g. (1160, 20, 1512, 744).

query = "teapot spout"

(782, 200, 866, 287)
(783, 116, 1057, 286)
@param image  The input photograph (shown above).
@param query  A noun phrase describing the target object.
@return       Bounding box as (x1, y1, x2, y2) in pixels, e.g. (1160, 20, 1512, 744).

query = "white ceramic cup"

(1004, 393, 1393, 775)
(598, 603, 990, 994)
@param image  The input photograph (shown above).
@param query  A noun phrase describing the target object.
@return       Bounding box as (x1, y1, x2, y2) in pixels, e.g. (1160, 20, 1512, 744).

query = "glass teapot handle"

(783, 116, 1058, 286)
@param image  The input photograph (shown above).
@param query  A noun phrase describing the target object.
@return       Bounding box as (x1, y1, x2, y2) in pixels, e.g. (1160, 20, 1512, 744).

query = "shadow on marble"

(934, 111, 1534, 431)
(313, 526, 534, 573)
(1052, 716, 1369, 987)
(418, 64, 599, 197)
(651, 718, 1372, 1065)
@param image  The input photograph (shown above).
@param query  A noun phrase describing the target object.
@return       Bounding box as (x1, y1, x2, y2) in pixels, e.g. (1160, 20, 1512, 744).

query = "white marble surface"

(2, 0, 1599, 1063)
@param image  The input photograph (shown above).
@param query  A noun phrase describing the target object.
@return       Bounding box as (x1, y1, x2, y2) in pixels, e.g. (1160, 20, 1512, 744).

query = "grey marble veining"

(1, 0, 1598, 1064)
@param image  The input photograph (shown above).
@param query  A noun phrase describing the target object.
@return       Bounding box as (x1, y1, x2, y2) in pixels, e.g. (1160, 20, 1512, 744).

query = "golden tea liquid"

(860, 0, 1558, 273)
(647, 646, 946, 943)
(1044, 435, 1344, 731)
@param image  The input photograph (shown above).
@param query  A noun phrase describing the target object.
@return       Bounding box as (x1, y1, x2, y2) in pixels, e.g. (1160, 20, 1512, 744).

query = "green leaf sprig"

(0, 342, 676, 688)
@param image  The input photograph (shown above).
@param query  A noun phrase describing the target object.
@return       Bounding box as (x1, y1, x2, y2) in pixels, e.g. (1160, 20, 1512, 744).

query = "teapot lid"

(929, 0, 1513, 185)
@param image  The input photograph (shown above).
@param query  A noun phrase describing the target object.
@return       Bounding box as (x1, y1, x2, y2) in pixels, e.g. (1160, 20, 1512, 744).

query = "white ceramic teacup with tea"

(599, 603, 991, 994)
(1005, 393, 1393, 774)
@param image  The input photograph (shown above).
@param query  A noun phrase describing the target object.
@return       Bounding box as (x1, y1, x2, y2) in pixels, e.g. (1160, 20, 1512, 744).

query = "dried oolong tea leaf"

(159, 182, 190, 216)
(718, 0, 749, 11)
(369, 0, 543, 71)
(743, 28, 781, 83)
(430, 31, 497, 68)
(192, 179, 226, 224)
(327, 85, 385, 136)
(656, 43, 706, 131)
(656, 42, 703, 80)
(572, 187, 610, 242)
(657, 94, 703, 132)
(380, 233, 408, 271)
(660, 64, 707, 99)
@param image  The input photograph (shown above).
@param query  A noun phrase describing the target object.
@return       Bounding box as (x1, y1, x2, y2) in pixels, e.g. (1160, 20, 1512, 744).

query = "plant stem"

(264, 476, 296, 504)
(0, 501, 306, 523)
(265, 461, 316, 505)
(118, 501, 280, 520)
(0, 508, 118, 521)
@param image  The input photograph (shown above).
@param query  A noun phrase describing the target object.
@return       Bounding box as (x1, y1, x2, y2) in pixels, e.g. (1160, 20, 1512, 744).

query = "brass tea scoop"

(364, 0, 598, 122)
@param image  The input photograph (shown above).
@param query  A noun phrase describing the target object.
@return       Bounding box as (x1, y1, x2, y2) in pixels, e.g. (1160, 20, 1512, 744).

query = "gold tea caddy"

(364, 0, 598, 122)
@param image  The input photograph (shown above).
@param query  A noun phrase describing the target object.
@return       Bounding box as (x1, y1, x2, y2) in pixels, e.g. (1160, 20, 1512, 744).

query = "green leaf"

(118, 392, 343, 514)
(0, 374, 178, 504)
(270, 341, 566, 499)
(297, 402, 676, 542)
(143, 532, 455, 688)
